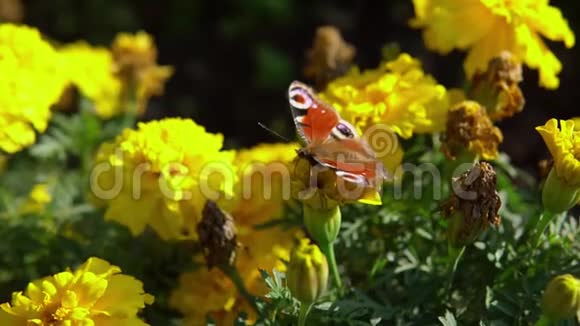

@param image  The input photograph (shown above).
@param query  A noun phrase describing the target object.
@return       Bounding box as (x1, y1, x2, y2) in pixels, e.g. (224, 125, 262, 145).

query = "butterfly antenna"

(258, 122, 291, 142)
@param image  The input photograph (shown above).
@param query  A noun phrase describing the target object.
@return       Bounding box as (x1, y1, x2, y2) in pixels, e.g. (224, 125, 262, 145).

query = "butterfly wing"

(311, 138, 387, 187)
(288, 81, 340, 145)
(288, 80, 387, 188)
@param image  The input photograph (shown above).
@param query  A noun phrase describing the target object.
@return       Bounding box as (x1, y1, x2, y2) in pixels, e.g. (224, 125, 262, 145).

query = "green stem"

(0, 190, 17, 219)
(121, 82, 139, 128)
(446, 245, 465, 297)
(321, 243, 342, 289)
(533, 314, 552, 326)
(220, 264, 259, 314)
(522, 211, 542, 243)
(531, 211, 556, 248)
(298, 302, 312, 326)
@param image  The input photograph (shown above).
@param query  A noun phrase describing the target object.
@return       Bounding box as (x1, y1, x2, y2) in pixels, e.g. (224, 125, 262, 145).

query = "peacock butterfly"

(288, 81, 387, 189)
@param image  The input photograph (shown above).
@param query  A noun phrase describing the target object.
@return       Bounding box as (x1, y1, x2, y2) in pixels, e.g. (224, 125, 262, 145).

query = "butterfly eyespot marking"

(337, 123, 354, 138)
(331, 121, 357, 140)
(288, 88, 312, 110)
(293, 93, 305, 104)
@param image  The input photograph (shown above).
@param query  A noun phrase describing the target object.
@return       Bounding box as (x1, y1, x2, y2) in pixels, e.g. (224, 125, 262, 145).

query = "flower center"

(41, 304, 68, 325)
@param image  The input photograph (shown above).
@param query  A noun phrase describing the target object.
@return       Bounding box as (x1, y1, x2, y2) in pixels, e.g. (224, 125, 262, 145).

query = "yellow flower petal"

(59, 42, 122, 119)
(0, 258, 152, 325)
(536, 119, 580, 186)
(320, 53, 452, 141)
(0, 24, 67, 153)
(411, 0, 575, 89)
(92, 118, 236, 241)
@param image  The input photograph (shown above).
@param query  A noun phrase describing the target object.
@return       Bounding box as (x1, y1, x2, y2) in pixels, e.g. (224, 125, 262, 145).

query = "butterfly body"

(288, 81, 387, 188)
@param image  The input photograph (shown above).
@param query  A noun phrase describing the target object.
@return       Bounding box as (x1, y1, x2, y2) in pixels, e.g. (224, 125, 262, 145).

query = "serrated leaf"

(260, 269, 276, 290)
(273, 268, 285, 287)
(438, 310, 457, 326)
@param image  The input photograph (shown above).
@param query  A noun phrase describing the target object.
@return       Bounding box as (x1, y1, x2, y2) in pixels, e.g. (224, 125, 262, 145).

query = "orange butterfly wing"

(288, 80, 387, 187)
(311, 139, 386, 187)
(288, 81, 339, 145)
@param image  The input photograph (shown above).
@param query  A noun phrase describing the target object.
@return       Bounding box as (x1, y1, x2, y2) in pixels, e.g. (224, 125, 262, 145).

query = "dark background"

(23, 0, 580, 170)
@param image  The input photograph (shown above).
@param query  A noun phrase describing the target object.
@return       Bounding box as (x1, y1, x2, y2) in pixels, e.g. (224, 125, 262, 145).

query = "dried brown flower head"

(197, 200, 238, 268)
(470, 51, 525, 121)
(441, 162, 501, 247)
(304, 26, 356, 89)
(441, 101, 503, 160)
(0, 0, 23, 22)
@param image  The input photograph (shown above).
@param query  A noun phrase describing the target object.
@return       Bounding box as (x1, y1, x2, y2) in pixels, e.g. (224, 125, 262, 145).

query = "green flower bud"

(541, 274, 580, 320)
(542, 167, 580, 214)
(287, 239, 329, 304)
(303, 203, 341, 247)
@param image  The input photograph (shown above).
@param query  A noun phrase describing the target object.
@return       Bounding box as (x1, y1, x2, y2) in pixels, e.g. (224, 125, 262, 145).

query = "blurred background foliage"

(21, 0, 580, 171)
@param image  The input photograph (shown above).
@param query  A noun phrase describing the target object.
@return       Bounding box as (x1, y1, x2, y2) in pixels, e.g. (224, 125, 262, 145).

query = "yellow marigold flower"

(410, 0, 575, 89)
(0, 24, 67, 153)
(91, 118, 236, 241)
(320, 53, 451, 138)
(111, 31, 173, 114)
(20, 183, 52, 214)
(59, 42, 123, 119)
(0, 257, 153, 325)
(235, 228, 295, 301)
(536, 119, 580, 213)
(232, 142, 299, 226)
(172, 142, 301, 323)
(319, 53, 453, 172)
(170, 227, 298, 325)
(170, 269, 241, 326)
(573, 117, 580, 128)
(235, 142, 298, 167)
(537, 119, 580, 186)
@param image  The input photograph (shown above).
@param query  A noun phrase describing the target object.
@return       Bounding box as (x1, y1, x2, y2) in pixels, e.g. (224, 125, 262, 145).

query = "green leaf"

(438, 310, 457, 326)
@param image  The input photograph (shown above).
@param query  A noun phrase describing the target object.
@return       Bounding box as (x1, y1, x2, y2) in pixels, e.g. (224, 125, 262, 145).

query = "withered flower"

(469, 51, 524, 121)
(304, 26, 356, 90)
(0, 0, 23, 22)
(197, 200, 238, 268)
(111, 31, 173, 113)
(291, 154, 382, 210)
(441, 162, 501, 247)
(441, 101, 503, 161)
